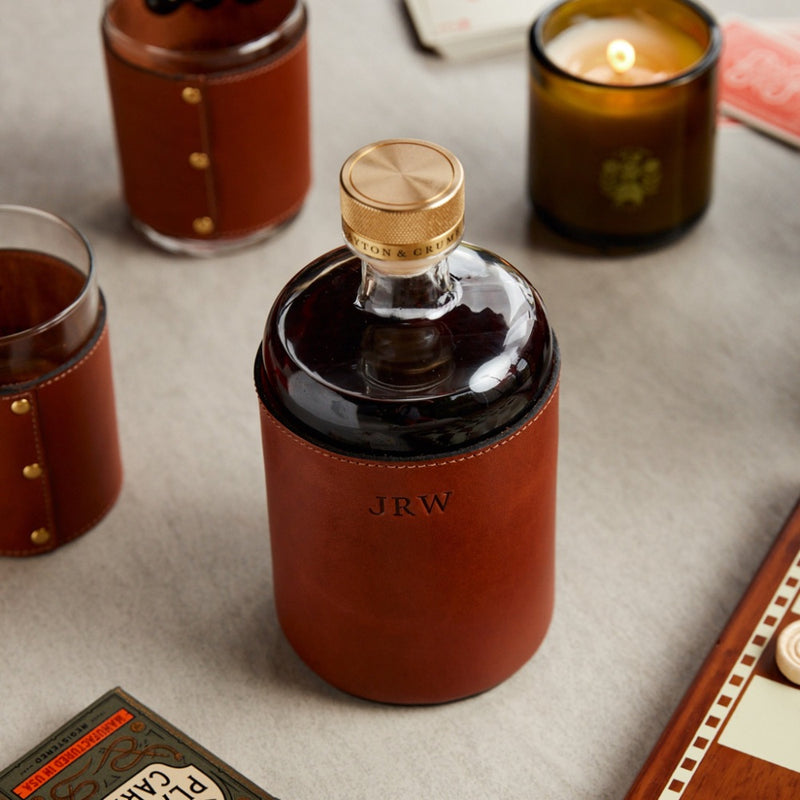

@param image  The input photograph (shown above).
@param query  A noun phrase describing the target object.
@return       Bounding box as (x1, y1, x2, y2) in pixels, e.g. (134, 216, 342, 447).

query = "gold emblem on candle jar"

(599, 147, 662, 208)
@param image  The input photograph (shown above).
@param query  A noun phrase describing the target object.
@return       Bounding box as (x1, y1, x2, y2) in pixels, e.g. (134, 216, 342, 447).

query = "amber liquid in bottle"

(258, 243, 556, 457)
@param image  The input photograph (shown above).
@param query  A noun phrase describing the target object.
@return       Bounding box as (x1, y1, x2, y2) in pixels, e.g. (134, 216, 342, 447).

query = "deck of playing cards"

(0, 689, 280, 800)
(720, 18, 800, 148)
(404, 0, 545, 59)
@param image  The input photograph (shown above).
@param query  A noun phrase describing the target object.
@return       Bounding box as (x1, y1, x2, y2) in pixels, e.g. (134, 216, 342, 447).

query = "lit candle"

(528, 0, 721, 248)
(546, 14, 705, 84)
(606, 39, 637, 77)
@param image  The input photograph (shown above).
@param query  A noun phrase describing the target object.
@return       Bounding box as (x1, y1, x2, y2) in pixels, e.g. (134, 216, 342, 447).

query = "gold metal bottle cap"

(340, 139, 465, 263)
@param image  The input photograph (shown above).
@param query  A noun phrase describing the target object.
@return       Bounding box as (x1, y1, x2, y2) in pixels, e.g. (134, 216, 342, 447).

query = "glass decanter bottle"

(255, 139, 560, 704)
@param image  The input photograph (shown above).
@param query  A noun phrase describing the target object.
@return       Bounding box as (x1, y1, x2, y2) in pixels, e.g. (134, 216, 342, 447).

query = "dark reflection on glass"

(360, 320, 454, 393)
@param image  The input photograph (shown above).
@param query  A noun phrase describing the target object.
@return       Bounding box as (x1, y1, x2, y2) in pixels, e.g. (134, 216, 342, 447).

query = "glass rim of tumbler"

(0, 205, 97, 350)
(101, 0, 305, 73)
(530, 0, 722, 91)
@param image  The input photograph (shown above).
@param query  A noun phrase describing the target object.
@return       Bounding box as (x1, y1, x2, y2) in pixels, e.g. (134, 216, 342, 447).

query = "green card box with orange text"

(0, 689, 279, 800)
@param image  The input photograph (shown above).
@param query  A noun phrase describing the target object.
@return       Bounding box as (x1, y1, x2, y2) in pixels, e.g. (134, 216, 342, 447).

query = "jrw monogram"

(368, 492, 452, 517)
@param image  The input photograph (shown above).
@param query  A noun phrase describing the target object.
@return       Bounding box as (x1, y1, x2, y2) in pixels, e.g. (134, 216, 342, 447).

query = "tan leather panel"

(257, 376, 560, 704)
(103, 31, 310, 241)
(0, 312, 123, 556)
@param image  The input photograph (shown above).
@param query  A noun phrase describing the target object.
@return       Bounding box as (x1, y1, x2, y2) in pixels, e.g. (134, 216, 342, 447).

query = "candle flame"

(606, 39, 636, 74)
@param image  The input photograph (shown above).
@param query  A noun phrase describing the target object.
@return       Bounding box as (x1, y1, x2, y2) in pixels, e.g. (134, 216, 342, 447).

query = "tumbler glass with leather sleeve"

(255, 139, 560, 704)
(0, 206, 122, 556)
(102, 0, 310, 255)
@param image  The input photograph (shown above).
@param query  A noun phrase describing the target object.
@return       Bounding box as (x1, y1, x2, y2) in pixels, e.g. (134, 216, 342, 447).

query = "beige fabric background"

(1, 1, 798, 797)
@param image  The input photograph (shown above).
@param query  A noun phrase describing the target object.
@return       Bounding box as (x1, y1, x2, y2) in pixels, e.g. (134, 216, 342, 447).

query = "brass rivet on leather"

(23, 463, 43, 480)
(189, 152, 210, 170)
(182, 86, 202, 105)
(30, 527, 51, 546)
(11, 399, 31, 415)
(193, 216, 215, 235)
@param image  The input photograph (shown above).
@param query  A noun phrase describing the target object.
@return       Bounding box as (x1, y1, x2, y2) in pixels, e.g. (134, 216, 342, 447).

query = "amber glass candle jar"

(528, 0, 721, 248)
(102, 0, 310, 255)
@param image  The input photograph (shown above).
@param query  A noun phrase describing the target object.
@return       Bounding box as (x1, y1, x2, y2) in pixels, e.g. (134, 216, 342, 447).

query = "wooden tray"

(625, 497, 800, 799)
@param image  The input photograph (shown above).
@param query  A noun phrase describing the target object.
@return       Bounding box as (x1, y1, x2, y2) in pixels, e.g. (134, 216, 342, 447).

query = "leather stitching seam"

(259, 378, 559, 470)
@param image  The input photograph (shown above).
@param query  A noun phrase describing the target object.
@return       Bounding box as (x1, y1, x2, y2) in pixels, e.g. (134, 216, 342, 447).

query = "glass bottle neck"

(355, 249, 462, 320)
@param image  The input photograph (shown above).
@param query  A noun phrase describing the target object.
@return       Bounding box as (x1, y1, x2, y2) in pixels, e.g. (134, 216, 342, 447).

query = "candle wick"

(606, 39, 636, 74)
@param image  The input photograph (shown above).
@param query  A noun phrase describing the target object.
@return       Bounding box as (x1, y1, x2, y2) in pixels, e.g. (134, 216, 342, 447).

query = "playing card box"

(404, 0, 544, 59)
(720, 18, 800, 148)
(0, 689, 279, 800)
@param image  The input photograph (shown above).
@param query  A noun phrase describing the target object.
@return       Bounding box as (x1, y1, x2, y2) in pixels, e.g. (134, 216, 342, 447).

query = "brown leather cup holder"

(255, 347, 560, 704)
(102, 2, 311, 244)
(0, 303, 123, 556)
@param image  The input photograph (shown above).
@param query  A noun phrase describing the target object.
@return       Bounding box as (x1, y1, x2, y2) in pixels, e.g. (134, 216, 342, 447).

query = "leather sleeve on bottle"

(0, 307, 123, 556)
(103, 31, 310, 240)
(255, 350, 560, 704)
